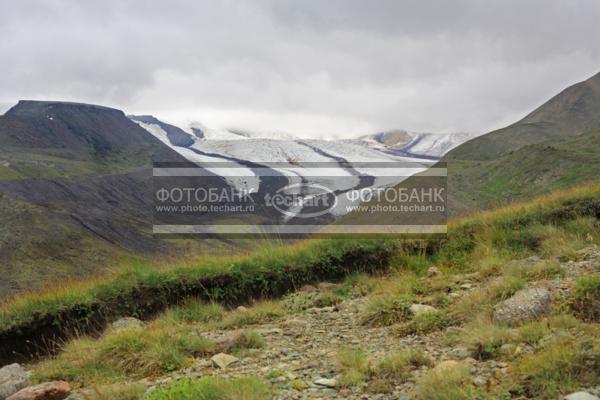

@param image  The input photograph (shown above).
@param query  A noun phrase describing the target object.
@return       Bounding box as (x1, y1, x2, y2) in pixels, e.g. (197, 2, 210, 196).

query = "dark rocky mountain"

(2, 101, 177, 163)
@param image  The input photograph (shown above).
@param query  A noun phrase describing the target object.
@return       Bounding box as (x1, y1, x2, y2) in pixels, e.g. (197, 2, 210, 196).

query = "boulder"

(110, 317, 144, 331)
(210, 353, 239, 369)
(493, 288, 551, 326)
(0, 364, 29, 400)
(409, 304, 437, 316)
(6, 381, 70, 400)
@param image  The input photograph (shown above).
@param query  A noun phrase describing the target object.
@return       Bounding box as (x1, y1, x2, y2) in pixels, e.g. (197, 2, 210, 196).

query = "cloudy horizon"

(1, 0, 600, 138)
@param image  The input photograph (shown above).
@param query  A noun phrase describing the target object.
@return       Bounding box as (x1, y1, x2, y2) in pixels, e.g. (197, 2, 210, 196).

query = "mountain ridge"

(443, 70, 600, 215)
(447, 71, 600, 161)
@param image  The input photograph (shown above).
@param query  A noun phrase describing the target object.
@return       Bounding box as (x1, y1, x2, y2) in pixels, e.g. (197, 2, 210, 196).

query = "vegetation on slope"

(442, 71, 600, 215)
(23, 183, 600, 399)
(1, 183, 599, 364)
(447, 128, 600, 214)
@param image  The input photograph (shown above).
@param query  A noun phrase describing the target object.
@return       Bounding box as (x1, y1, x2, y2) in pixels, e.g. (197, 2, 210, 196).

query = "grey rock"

(0, 364, 29, 400)
(409, 304, 437, 316)
(493, 288, 551, 325)
(211, 353, 239, 369)
(427, 267, 441, 277)
(449, 346, 471, 359)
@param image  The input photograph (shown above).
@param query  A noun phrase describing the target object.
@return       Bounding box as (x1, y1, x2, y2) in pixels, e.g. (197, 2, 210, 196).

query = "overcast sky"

(1, 0, 600, 138)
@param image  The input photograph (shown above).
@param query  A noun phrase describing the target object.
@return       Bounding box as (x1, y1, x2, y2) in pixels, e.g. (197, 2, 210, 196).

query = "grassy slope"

(443, 72, 600, 215)
(447, 128, 600, 215)
(1, 183, 599, 363)
(27, 184, 600, 400)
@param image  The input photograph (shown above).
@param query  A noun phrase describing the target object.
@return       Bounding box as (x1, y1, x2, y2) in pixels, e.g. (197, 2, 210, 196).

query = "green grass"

(336, 347, 369, 387)
(32, 323, 214, 386)
(360, 293, 414, 326)
(219, 301, 285, 328)
(445, 125, 600, 215)
(508, 338, 600, 399)
(84, 383, 147, 400)
(144, 376, 271, 400)
(413, 362, 478, 400)
(372, 350, 431, 381)
(395, 310, 449, 336)
(0, 238, 395, 332)
(459, 317, 515, 360)
(572, 274, 600, 321)
(165, 300, 225, 324)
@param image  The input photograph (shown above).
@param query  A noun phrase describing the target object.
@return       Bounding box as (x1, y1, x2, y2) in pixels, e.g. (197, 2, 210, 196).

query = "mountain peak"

(447, 72, 600, 161)
(6, 100, 123, 118)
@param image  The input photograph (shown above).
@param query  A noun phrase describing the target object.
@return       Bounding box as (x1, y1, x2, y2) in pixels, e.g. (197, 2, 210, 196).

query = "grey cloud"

(1, 0, 599, 137)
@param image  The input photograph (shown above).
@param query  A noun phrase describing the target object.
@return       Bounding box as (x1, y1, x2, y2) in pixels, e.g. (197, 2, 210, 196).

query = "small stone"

(110, 317, 144, 331)
(300, 285, 318, 292)
(449, 346, 471, 359)
(314, 378, 337, 388)
(210, 353, 239, 369)
(235, 306, 249, 312)
(0, 363, 29, 400)
(409, 304, 437, 316)
(460, 283, 473, 290)
(472, 376, 487, 386)
(564, 392, 600, 400)
(427, 267, 441, 277)
(6, 381, 70, 400)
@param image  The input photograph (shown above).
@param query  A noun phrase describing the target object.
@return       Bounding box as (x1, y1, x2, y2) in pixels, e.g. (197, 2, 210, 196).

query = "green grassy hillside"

(443, 71, 600, 215)
(447, 127, 600, 215)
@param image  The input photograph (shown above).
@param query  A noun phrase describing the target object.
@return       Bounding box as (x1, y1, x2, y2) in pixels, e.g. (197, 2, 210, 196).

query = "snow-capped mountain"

(360, 130, 478, 158)
(131, 115, 474, 228)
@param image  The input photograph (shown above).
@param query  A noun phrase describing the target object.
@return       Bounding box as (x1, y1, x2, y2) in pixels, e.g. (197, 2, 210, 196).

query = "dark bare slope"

(0, 101, 196, 298)
(442, 71, 600, 215)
